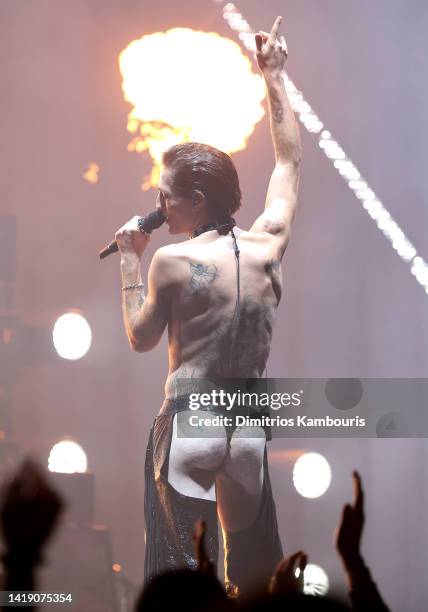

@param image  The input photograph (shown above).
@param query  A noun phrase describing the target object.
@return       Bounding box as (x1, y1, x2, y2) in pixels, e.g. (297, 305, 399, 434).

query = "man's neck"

(188, 217, 236, 240)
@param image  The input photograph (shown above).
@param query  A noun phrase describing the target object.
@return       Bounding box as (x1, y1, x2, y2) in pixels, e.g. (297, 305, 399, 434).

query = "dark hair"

(136, 569, 233, 612)
(162, 142, 242, 220)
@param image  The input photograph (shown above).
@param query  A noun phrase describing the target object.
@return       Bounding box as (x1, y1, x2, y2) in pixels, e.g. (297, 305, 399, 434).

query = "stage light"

(219, 1, 428, 295)
(52, 312, 92, 360)
(301, 563, 330, 596)
(119, 27, 266, 189)
(48, 439, 88, 474)
(293, 452, 332, 499)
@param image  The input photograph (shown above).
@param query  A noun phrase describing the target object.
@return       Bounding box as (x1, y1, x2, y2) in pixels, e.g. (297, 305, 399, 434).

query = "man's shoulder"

(150, 243, 188, 288)
(153, 241, 189, 263)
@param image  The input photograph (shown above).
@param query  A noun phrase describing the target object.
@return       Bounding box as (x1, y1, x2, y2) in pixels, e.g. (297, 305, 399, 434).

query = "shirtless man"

(115, 16, 301, 595)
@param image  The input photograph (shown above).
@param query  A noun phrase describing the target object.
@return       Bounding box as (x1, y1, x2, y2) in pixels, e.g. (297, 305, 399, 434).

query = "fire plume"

(119, 28, 265, 189)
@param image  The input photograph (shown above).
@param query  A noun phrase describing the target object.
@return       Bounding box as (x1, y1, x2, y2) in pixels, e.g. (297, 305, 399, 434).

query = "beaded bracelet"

(122, 283, 144, 291)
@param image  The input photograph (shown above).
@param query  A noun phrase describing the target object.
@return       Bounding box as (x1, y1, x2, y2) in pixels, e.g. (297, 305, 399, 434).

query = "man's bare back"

(163, 228, 282, 399)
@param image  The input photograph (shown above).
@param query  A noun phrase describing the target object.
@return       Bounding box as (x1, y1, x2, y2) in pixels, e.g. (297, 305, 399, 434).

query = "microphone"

(99, 209, 166, 260)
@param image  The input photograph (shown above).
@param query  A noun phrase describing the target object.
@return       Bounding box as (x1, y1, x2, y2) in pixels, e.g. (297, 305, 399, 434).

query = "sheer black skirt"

(143, 397, 283, 595)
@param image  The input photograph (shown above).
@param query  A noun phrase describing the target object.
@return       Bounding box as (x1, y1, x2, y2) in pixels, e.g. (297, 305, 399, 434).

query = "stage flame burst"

(119, 28, 265, 189)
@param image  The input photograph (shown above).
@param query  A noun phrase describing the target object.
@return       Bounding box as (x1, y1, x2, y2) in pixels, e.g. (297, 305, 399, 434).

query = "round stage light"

(302, 563, 329, 596)
(53, 312, 92, 360)
(293, 452, 332, 498)
(48, 440, 88, 474)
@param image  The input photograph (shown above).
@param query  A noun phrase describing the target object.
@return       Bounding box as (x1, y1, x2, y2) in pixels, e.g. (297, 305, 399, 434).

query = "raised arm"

(116, 216, 172, 352)
(249, 16, 302, 258)
(335, 472, 390, 612)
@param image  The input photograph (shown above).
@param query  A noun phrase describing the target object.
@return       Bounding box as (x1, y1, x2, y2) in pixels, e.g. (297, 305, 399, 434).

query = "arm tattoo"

(262, 218, 283, 235)
(123, 287, 145, 312)
(269, 87, 284, 124)
(138, 287, 146, 309)
(265, 259, 282, 302)
(266, 259, 281, 274)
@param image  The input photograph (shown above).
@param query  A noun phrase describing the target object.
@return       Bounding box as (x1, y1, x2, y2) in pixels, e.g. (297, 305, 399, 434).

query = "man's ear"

(192, 190, 205, 210)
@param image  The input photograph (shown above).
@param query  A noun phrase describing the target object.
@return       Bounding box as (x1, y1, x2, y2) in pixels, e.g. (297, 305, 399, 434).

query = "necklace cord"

(188, 218, 241, 375)
(228, 226, 240, 373)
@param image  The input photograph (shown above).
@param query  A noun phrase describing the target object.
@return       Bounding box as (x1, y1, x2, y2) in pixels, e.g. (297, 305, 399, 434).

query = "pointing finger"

(268, 15, 282, 46)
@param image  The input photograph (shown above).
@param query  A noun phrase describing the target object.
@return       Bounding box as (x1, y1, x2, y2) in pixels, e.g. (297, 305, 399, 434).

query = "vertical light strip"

(219, 2, 428, 295)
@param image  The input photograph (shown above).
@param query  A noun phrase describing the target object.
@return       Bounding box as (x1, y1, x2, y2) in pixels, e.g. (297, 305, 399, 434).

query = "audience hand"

(335, 470, 364, 573)
(269, 550, 307, 596)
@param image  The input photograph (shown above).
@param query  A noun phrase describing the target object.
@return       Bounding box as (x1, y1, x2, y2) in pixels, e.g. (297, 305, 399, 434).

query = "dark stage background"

(1, 1, 427, 610)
